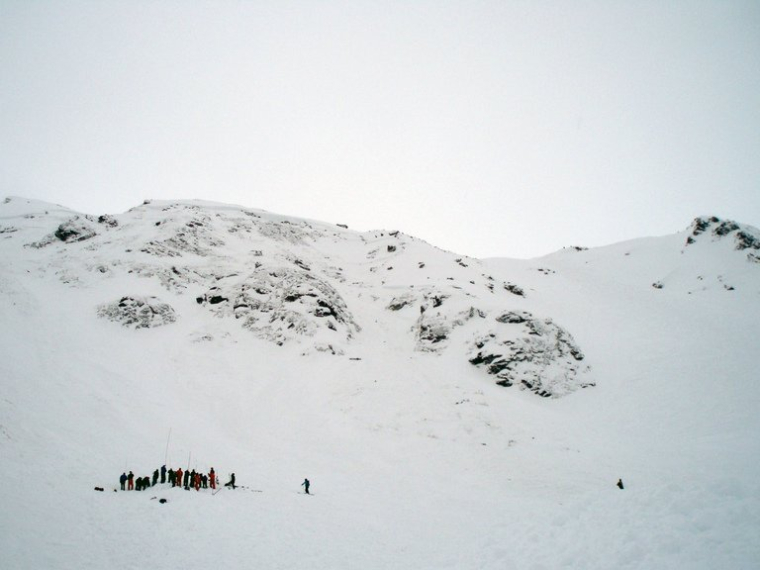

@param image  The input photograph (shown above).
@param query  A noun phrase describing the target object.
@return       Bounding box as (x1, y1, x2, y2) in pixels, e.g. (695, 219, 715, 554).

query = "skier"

(152, 469, 159, 487)
(209, 468, 216, 490)
(302, 478, 310, 494)
(224, 473, 236, 489)
(127, 471, 134, 491)
(617, 478, 624, 490)
(119, 472, 127, 491)
(160, 465, 167, 484)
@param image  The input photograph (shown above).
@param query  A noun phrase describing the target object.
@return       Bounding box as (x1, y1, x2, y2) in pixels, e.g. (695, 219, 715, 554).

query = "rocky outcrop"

(141, 217, 225, 257)
(196, 264, 359, 346)
(27, 216, 98, 248)
(97, 296, 177, 329)
(469, 311, 592, 398)
(55, 217, 98, 243)
(686, 216, 760, 253)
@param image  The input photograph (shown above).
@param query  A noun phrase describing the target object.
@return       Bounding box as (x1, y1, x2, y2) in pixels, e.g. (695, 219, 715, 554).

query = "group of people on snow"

(118, 466, 311, 494)
(119, 465, 235, 492)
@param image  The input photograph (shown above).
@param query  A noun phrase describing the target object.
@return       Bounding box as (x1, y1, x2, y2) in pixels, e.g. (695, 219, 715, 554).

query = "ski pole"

(164, 428, 172, 465)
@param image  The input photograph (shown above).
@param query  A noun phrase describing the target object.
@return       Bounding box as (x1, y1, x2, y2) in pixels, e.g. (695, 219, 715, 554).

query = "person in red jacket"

(175, 467, 183, 489)
(209, 468, 216, 490)
(127, 471, 134, 491)
(194, 472, 201, 491)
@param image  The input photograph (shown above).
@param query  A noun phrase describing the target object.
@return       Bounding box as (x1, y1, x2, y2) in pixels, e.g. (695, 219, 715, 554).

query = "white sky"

(1, 1, 758, 258)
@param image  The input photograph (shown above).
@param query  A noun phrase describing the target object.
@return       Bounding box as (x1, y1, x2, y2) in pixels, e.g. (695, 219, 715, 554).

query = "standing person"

(120, 472, 127, 491)
(152, 469, 159, 486)
(127, 471, 134, 491)
(183, 469, 190, 489)
(201, 474, 208, 489)
(168, 468, 176, 487)
(160, 465, 167, 484)
(209, 468, 216, 490)
(302, 478, 310, 494)
(224, 473, 236, 489)
(194, 472, 201, 491)
(617, 478, 625, 490)
(175, 467, 183, 490)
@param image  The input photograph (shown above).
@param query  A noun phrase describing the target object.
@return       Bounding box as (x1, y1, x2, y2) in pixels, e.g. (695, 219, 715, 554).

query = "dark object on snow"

(225, 473, 236, 489)
(302, 478, 310, 494)
(617, 478, 624, 490)
(94, 487, 104, 492)
(120, 472, 127, 491)
(159, 498, 167, 504)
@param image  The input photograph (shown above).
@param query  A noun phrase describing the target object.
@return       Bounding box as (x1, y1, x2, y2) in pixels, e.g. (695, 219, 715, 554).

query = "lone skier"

(617, 478, 624, 490)
(224, 473, 236, 489)
(302, 478, 310, 494)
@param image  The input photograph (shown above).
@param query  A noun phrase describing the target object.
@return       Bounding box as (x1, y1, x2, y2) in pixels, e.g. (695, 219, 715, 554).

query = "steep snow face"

(0, 197, 592, 397)
(1, 198, 759, 570)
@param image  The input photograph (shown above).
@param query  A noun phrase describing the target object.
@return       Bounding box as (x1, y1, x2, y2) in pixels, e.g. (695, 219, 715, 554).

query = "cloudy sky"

(1, 1, 758, 258)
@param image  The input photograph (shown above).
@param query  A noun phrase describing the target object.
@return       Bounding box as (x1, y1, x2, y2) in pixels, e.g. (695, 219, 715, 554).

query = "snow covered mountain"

(1, 197, 758, 569)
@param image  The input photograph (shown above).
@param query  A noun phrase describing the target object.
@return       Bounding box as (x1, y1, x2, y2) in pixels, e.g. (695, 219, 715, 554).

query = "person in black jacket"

(160, 465, 167, 484)
(302, 478, 310, 494)
(617, 478, 625, 490)
(152, 469, 159, 486)
(224, 473, 236, 489)
(127, 471, 134, 491)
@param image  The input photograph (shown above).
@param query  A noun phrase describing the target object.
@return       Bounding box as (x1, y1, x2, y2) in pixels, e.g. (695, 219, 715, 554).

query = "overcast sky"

(1, 1, 758, 258)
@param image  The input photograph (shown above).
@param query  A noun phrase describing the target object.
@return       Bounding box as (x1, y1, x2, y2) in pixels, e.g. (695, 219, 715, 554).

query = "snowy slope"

(1, 198, 758, 569)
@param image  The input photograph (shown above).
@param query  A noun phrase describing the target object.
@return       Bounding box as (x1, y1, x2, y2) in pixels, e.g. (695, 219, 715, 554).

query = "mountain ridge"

(1, 195, 759, 569)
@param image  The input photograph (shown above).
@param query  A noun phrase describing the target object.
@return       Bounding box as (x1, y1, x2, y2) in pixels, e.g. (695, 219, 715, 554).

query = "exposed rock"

(197, 264, 359, 347)
(469, 311, 592, 398)
(55, 217, 97, 243)
(97, 215, 119, 228)
(736, 231, 760, 251)
(387, 294, 415, 311)
(686, 216, 760, 252)
(97, 296, 177, 329)
(503, 283, 526, 297)
(141, 216, 225, 257)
